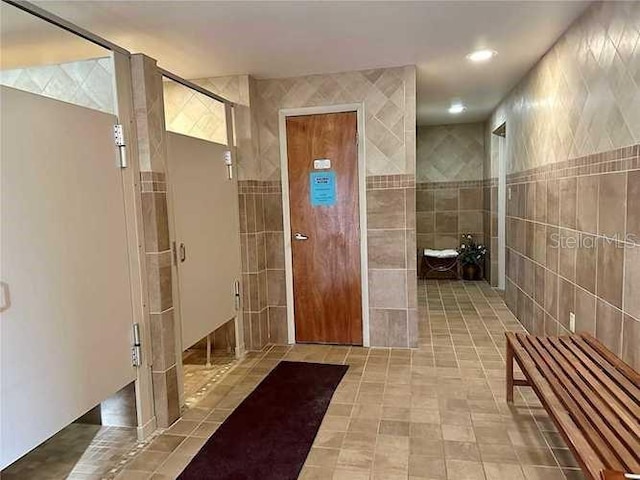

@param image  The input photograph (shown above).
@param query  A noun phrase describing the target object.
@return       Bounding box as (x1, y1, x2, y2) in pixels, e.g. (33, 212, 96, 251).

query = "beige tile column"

(366, 174, 418, 348)
(131, 54, 180, 427)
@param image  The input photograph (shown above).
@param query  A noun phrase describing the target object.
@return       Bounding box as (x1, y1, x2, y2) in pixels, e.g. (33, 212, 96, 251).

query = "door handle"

(179, 243, 186, 262)
(0, 281, 10, 313)
(294, 232, 308, 241)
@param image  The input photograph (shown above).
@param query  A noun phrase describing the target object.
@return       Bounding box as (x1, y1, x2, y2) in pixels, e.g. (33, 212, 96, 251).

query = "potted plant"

(457, 234, 487, 281)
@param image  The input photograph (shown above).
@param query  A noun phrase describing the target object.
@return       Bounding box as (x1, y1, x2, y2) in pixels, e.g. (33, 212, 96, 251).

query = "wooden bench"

(505, 332, 640, 480)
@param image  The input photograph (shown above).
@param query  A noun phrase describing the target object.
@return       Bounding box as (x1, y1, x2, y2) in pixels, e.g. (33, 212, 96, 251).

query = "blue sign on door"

(310, 171, 337, 207)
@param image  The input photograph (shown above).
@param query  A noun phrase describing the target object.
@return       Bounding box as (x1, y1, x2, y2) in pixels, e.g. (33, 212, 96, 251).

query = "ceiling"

(4, 1, 591, 125)
(0, 3, 109, 69)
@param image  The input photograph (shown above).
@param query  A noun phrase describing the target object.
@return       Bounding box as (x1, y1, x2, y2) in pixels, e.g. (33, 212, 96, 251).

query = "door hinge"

(132, 323, 142, 367)
(234, 279, 240, 311)
(114, 124, 125, 147)
(356, 132, 359, 147)
(224, 150, 233, 180)
(114, 124, 127, 168)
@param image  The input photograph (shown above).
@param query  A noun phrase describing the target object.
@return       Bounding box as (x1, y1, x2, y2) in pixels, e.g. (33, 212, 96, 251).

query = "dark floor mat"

(178, 361, 348, 480)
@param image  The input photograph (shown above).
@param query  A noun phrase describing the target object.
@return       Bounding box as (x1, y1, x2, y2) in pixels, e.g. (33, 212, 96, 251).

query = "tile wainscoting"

(366, 174, 418, 348)
(133, 54, 180, 428)
(139, 171, 180, 428)
(238, 180, 286, 351)
(416, 180, 486, 276)
(483, 177, 499, 287)
(504, 144, 640, 370)
(238, 175, 418, 350)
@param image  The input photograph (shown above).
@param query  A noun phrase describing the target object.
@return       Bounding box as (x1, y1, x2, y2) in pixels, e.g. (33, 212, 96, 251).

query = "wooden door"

(166, 132, 241, 351)
(1, 86, 135, 468)
(286, 112, 362, 345)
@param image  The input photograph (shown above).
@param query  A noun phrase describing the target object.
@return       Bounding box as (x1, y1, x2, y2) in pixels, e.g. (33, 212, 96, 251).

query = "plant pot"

(462, 263, 480, 281)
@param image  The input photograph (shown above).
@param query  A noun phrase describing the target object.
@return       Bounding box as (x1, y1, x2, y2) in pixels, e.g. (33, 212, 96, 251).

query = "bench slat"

(562, 337, 640, 421)
(519, 334, 626, 472)
(551, 338, 640, 446)
(506, 333, 607, 479)
(600, 472, 626, 480)
(540, 337, 640, 472)
(581, 333, 640, 388)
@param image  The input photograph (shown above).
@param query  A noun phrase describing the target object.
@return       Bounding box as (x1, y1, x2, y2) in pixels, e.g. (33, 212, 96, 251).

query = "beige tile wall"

(366, 175, 418, 347)
(132, 54, 180, 427)
(482, 178, 499, 287)
(237, 180, 284, 351)
(254, 66, 417, 180)
(0, 57, 116, 113)
(237, 176, 418, 349)
(415, 123, 487, 275)
(489, 1, 640, 174)
(163, 73, 254, 149)
(483, 127, 501, 286)
(191, 66, 417, 181)
(503, 145, 640, 370)
(484, 1, 640, 366)
(417, 123, 485, 183)
(416, 181, 485, 252)
(163, 78, 227, 145)
(199, 66, 419, 349)
(190, 75, 260, 180)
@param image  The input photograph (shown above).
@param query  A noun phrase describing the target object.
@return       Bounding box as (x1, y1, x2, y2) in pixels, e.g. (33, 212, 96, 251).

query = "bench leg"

(506, 340, 514, 403)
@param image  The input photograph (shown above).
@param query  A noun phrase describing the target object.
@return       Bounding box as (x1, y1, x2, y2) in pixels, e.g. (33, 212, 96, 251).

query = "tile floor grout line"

(4, 280, 586, 480)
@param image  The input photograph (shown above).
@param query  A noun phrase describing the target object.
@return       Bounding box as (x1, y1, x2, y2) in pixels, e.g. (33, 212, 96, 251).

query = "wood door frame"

(278, 104, 370, 347)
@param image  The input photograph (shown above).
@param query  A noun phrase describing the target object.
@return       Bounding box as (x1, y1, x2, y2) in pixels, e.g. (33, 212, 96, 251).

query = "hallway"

(1, 2, 638, 478)
(101, 280, 583, 480)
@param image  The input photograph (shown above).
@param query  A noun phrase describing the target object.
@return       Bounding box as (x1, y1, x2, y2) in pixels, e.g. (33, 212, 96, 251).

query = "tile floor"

(1, 355, 236, 480)
(1, 424, 139, 479)
(114, 279, 583, 480)
(4, 280, 585, 480)
(182, 349, 238, 409)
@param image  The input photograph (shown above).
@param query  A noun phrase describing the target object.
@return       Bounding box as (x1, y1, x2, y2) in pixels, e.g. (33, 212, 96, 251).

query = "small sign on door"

(310, 171, 336, 207)
(313, 158, 331, 170)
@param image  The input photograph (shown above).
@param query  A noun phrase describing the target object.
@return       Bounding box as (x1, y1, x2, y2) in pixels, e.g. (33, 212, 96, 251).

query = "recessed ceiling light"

(448, 103, 466, 114)
(466, 49, 497, 63)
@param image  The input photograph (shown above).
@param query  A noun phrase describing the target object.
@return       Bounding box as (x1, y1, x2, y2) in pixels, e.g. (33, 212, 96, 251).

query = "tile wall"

(237, 175, 419, 350)
(163, 78, 227, 145)
(485, 2, 640, 369)
(489, 2, 640, 175)
(0, 57, 116, 113)
(366, 175, 418, 347)
(237, 180, 286, 351)
(482, 177, 499, 286)
(503, 145, 639, 370)
(132, 54, 180, 427)
(201, 66, 419, 349)
(194, 75, 261, 181)
(416, 180, 485, 251)
(254, 66, 417, 179)
(416, 123, 486, 275)
(417, 123, 485, 183)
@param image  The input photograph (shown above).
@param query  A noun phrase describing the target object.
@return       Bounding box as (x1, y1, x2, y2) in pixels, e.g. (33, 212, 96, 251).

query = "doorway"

(493, 122, 507, 291)
(279, 106, 369, 346)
